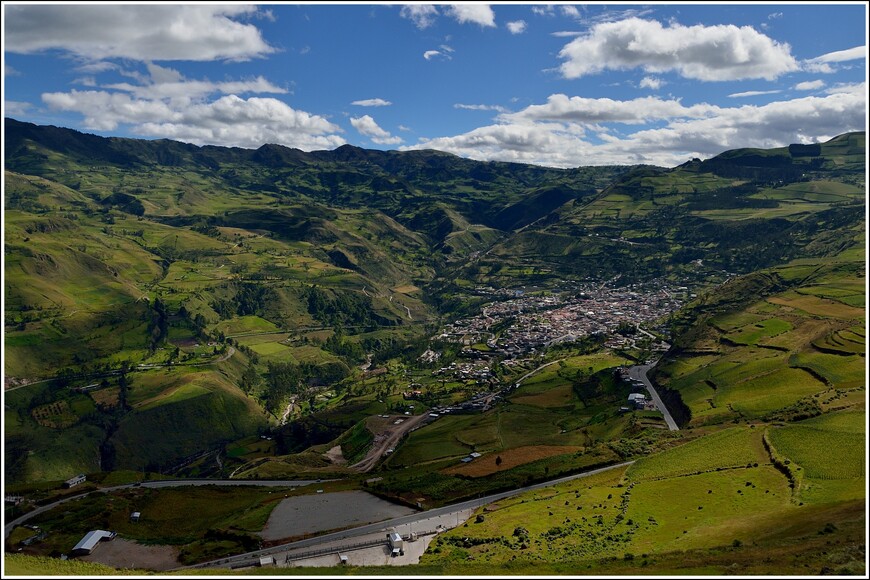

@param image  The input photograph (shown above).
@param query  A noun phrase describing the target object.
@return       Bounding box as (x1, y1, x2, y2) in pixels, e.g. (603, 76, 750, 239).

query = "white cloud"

(74, 61, 117, 74)
(5, 64, 21, 76)
(502, 94, 719, 125)
(440, 45, 455, 53)
(446, 4, 496, 27)
(728, 90, 782, 98)
(794, 80, 825, 91)
(402, 91, 865, 168)
(507, 20, 527, 35)
(73, 76, 98, 87)
(352, 98, 392, 107)
(41, 87, 345, 151)
(5, 100, 32, 117)
(802, 46, 865, 74)
(350, 114, 403, 145)
(4, 5, 274, 62)
(768, 12, 783, 20)
(400, 5, 439, 29)
(398, 125, 412, 132)
(455, 103, 509, 113)
(100, 63, 287, 105)
(559, 17, 799, 81)
(532, 6, 555, 17)
(806, 45, 866, 64)
(561, 6, 580, 18)
(424, 50, 449, 61)
(825, 82, 866, 96)
(639, 76, 664, 90)
(551, 31, 582, 38)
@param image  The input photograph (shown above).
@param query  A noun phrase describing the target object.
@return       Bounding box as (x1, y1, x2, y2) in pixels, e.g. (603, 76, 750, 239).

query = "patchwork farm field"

(768, 411, 866, 480)
(657, 254, 865, 426)
(627, 427, 765, 481)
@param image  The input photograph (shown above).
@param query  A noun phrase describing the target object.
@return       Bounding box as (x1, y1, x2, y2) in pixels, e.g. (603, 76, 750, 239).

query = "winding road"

(627, 363, 679, 431)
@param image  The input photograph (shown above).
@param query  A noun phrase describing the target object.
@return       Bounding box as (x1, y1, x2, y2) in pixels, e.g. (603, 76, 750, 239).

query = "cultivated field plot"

(442, 445, 584, 478)
(627, 427, 765, 481)
(790, 350, 866, 388)
(767, 411, 866, 480)
(725, 318, 793, 345)
(715, 367, 828, 417)
(767, 293, 864, 319)
(813, 326, 866, 355)
(260, 490, 417, 541)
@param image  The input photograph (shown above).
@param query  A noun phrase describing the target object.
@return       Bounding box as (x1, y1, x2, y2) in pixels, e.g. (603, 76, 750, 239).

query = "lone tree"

(495, 455, 503, 467)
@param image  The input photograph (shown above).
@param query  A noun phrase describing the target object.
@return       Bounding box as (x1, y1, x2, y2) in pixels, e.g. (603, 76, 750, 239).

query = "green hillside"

(3, 120, 864, 576)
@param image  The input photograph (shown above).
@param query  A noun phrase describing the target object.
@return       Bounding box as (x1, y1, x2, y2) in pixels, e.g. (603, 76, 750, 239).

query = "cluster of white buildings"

(433, 281, 684, 359)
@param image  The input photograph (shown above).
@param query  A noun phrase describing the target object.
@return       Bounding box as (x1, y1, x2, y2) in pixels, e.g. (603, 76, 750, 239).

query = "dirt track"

(81, 538, 179, 571)
(351, 413, 431, 472)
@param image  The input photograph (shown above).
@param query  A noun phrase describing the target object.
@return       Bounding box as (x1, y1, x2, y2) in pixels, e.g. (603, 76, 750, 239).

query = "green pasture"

(768, 412, 866, 480)
(726, 318, 792, 345)
(790, 350, 866, 388)
(627, 427, 765, 481)
(626, 466, 794, 554)
(715, 367, 827, 417)
(24, 485, 289, 562)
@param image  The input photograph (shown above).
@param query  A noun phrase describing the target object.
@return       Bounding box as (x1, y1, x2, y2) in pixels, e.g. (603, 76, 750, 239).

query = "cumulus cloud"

(507, 20, 527, 34)
(100, 63, 287, 105)
(532, 6, 555, 17)
(561, 6, 580, 18)
(40, 64, 344, 150)
(502, 94, 719, 125)
(794, 80, 825, 91)
(728, 90, 782, 98)
(5, 5, 274, 62)
(400, 5, 439, 29)
(446, 4, 495, 27)
(402, 91, 865, 168)
(638, 76, 664, 90)
(352, 98, 392, 107)
(350, 115, 403, 145)
(559, 17, 799, 81)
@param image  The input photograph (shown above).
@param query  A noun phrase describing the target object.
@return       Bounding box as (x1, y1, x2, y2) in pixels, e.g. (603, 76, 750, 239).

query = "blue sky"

(3, 2, 867, 167)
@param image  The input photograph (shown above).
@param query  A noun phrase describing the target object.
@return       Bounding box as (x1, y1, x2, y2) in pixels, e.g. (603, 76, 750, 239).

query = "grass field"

(715, 367, 828, 417)
(18, 485, 293, 564)
(627, 427, 765, 481)
(767, 411, 866, 480)
(442, 445, 585, 478)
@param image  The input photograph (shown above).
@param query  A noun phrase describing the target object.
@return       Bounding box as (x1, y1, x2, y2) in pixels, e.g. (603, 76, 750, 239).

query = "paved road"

(628, 364, 679, 431)
(3, 479, 322, 539)
(182, 461, 634, 571)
